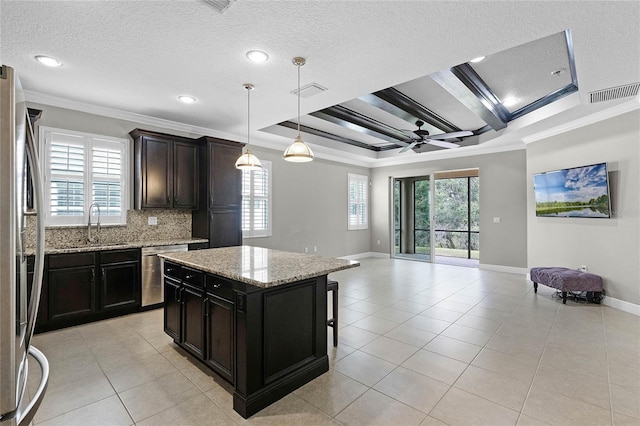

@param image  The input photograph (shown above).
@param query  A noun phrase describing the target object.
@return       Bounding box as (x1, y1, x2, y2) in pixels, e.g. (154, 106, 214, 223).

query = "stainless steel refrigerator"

(0, 65, 49, 425)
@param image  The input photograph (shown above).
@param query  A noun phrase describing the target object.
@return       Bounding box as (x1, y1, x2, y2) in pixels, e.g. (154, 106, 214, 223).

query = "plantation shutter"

(348, 173, 368, 230)
(92, 140, 123, 217)
(48, 133, 85, 218)
(241, 161, 272, 237)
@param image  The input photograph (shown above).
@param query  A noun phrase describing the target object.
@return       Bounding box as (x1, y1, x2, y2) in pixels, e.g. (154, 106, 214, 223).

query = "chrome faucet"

(87, 202, 101, 244)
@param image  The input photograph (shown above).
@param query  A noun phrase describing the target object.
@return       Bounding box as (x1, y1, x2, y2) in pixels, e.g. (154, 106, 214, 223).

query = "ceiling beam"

(310, 105, 412, 143)
(432, 63, 509, 131)
(360, 88, 460, 134)
(277, 121, 402, 152)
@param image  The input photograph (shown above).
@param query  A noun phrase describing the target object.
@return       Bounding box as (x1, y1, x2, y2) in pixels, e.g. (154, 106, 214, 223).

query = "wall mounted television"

(533, 162, 611, 218)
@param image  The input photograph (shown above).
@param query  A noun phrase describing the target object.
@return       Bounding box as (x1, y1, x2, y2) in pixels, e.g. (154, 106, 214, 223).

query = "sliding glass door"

(392, 176, 431, 261)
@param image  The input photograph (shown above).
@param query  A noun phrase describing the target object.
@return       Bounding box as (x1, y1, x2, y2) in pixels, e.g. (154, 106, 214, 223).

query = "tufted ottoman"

(530, 267, 604, 304)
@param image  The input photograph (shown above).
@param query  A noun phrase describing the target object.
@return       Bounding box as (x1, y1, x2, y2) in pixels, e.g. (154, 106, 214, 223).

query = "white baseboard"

(603, 296, 640, 316)
(479, 263, 528, 275)
(340, 251, 390, 260)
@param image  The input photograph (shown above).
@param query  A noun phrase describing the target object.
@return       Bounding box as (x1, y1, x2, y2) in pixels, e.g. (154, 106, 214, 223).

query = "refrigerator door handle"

(23, 116, 45, 351)
(16, 346, 49, 426)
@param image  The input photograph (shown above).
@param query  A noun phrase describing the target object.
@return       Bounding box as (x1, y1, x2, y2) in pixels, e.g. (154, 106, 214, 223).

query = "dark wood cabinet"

(163, 261, 235, 383)
(99, 249, 141, 311)
(131, 129, 199, 210)
(37, 249, 141, 332)
(192, 137, 243, 248)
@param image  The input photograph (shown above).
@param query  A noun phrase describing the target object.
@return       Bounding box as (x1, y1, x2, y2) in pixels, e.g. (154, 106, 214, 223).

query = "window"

(40, 127, 128, 226)
(348, 173, 368, 230)
(241, 160, 272, 238)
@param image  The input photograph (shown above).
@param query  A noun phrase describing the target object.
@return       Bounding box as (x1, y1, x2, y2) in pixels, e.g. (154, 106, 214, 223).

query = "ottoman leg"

(533, 282, 538, 293)
(562, 292, 567, 304)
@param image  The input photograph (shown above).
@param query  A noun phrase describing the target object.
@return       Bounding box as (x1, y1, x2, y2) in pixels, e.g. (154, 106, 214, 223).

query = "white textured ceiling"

(2, 1, 639, 167)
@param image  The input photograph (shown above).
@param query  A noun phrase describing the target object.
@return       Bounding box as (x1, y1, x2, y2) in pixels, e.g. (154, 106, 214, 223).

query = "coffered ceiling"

(2, 1, 639, 167)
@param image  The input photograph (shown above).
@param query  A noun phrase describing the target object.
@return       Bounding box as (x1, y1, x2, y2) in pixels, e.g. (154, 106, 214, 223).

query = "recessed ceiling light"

(35, 55, 62, 67)
(469, 56, 486, 63)
(178, 95, 197, 104)
(246, 50, 269, 63)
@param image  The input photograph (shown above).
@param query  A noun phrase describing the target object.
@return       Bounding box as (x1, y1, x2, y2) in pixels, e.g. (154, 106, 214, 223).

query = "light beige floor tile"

(327, 342, 357, 365)
(430, 387, 519, 426)
(522, 385, 612, 426)
(485, 333, 546, 363)
(104, 352, 176, 392)
(516, 414, 551, 425)
(372, 307, 416, 323)
(608, 357, 640, 391)
(392, 300, 430, 314)
(335, 389, 426, 425)
(294, 370, 368, 417)
(424, 335, 482, 363)
(360, 336, 419, 364)
(245, 393, 332, 425)
(138, 392, 235, 425)
(36, 395, 133, 426)
(454, 365, 530, 411)
(471, 348, 538, 384)
(421, 306, 464, 322)
(384, 323, 438, 348)
(180, 361, 220, 392)
(433, 300, 475, 314)
(351, 315, 399, 334)
(532, 365, 610, 410)
(118, 370, 201, 422)
(338, 325, 379, 348)
(333, 350, 396, 387)
(33, 373, 115, 424)
(161, 345, 199, 370)
(441, 323, 494, 346)
(455, 313, 503, 333)
(405, 315, 452, 334)
(467, 306, 509, 321)
(610, 383, 640, 419)
(347, 300, 386, 315)
(402, 349, 468, 385)
(145, 332, 175, 353)
(539, 346, 608, 380)
(613, 410, 640, 426)
(337, 308, 370, 326)
(205, 377, 245, 423)
(421, 416, 449, 426)
(373, 366, 450, 414)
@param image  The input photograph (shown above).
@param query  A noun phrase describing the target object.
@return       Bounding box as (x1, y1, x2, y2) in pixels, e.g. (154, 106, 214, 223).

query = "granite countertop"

(158, 245, 359, 288)
(39, 238, 209, 255)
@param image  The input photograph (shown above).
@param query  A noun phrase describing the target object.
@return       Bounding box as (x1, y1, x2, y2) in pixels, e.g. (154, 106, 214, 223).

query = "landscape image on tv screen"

(533, 163, 611, 218)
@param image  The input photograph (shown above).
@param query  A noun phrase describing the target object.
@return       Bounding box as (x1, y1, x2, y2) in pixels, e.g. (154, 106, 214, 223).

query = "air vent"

(200, 0, 235, 14)
(589, 82, 640, 103)
(292, 83, 328, 99)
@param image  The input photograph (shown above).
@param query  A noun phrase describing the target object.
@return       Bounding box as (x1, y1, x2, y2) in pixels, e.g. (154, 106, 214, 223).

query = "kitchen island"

(158, 245, 359, 418)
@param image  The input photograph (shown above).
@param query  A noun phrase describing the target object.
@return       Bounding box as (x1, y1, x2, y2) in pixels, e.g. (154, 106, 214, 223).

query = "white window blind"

(41, 127, 128, 226)
(348, 173, 368, 230)
(241, 160, 272, 238)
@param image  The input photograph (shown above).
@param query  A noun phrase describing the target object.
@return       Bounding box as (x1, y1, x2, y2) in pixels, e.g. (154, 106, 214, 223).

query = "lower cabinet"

(163, 261, 234, 383)
(37, 249, 141, 332)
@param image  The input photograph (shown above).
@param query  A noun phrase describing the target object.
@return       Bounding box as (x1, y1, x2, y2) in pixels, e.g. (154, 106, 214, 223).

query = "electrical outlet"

(493, 217, 501, 223)
(377, 239, 380, 245)
(148, 216, 158, 225)
(304, 247, 308, 253)
(314, 246, 317, 252)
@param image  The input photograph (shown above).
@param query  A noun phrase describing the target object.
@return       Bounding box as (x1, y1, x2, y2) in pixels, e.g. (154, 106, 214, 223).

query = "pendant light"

(235, 83, 263, 170)
(283, 57, 314, 162)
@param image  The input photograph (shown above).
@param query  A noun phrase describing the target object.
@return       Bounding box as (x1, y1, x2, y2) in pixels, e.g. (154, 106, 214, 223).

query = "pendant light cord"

(247, 85, 251, 148)
(297, 61, 301, 135)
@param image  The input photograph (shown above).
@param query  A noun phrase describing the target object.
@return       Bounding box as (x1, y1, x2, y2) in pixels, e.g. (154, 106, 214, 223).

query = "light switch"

(148, 216, 158, 225)
(493, 217, 501, 223)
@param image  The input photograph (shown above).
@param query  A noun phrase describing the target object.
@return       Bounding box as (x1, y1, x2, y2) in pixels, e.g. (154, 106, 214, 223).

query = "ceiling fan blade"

(399, 141, 418, 153)
(427, 139, 460, 149)
(429, 130, 473, 140)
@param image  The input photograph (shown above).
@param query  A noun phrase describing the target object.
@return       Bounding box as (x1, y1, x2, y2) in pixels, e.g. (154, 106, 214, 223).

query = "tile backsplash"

(25, 209, 192, 250)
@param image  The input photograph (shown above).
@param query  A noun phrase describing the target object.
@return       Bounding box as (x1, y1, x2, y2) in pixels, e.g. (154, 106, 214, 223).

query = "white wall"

(527, 110, 640, 305)
(370, 149, 528, 269)
(243, 146, 371, 257)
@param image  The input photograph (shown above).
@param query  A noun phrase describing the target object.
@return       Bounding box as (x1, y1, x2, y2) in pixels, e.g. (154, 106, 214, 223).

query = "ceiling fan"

(399, 120, 473, 153)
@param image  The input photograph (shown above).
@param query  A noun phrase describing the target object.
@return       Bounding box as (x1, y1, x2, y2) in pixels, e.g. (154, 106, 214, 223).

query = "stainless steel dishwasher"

(141, 244, 188, 307)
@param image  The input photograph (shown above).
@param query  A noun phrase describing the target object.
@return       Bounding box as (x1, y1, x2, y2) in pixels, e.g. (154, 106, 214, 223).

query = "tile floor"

(27, 257, 640, 425)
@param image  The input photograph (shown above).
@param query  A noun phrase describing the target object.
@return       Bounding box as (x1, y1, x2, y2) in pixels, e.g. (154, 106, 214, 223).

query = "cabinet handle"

(174, 197, 178, 203)
(91, 269, 95, 284)
(180, 288, 185, 305)
(212, 283, 221, 289)
(101, 267, 106, 285)
(203, 298, 209, 317)
(185, 274, 194, 280)
(167, 196, 171, 203)
(175, 286, 180, 303)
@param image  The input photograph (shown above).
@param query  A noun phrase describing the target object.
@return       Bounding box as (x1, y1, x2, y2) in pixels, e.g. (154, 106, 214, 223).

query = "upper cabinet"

(130, 129, 199, 210)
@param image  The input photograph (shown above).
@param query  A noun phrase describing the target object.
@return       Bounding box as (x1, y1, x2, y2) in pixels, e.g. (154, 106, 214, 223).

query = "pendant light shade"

(235, 83, 262, 171)
(283, 57, 314, 163)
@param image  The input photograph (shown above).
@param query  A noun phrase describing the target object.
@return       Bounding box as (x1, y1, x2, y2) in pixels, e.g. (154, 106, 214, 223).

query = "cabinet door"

(209, 208, 242, 248)
(182, 285, 205, 358)
(204, 295, 234, 383)
(210, 144, 242, 207)
(48, 266, 96, 322)
(174, 141, 199, 209)
(100, 261, 139, 311)
(142, 137, 172, 208)
(164, 277, 181, 341)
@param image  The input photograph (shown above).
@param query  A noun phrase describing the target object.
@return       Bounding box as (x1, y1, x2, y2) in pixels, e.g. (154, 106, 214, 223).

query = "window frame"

(241, 160, 272, 238)
(40, 126, 129, 227)
(348, 173, 369, 230)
